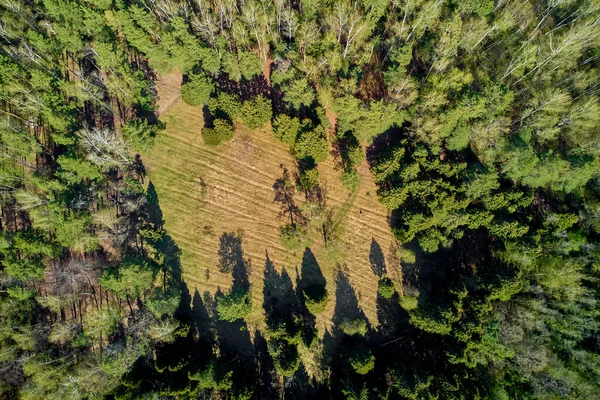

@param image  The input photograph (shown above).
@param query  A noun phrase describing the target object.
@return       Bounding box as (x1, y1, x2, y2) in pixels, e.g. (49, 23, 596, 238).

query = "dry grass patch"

(143, 71, 401, 333)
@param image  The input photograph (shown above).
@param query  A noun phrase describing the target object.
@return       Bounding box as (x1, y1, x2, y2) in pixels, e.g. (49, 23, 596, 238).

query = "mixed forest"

(1, 0, 600, 398)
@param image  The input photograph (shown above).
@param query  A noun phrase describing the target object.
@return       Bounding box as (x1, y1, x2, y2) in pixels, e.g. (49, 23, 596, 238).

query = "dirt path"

(155, 68, 182, 115)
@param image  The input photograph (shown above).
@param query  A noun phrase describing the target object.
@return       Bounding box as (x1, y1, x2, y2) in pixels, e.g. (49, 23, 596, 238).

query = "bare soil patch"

(155, 68, 182, 115)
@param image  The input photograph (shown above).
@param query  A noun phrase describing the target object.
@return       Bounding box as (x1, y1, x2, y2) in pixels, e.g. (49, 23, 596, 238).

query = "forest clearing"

(143, 71, 401, 331)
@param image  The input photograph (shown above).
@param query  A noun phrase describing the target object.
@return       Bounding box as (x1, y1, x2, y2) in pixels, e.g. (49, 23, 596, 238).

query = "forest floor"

(144, 70, 401, 342)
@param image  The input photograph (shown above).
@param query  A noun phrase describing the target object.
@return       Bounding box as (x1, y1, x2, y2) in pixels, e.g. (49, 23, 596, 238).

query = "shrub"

(400, 292, 419, 311)
(216, 288, 252, 322)
(303, 286, 328, 315)
(297, 167, 319, 192)
(340, 318, 368, 336)
(294, 125, 328, 162)
(268, 339, 300, 377)
(378, 277, 395, 299)
(239, 51, 262, 81)
(279, 224, 310, 250)
(181, 73, 215, 106)
(241, 95, 272, 129)
(272, 114, 300, 145)
(209, 92, 242, 120)
(121, 118, 162, 150)
(397, 246, 416, 264)
(340, 169, 361, 192)
(201, 119, 234, 145)
(349, 347, 375, 375)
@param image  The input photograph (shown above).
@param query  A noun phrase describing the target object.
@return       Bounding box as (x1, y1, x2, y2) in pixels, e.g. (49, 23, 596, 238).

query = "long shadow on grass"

(369, 237, 387, 278)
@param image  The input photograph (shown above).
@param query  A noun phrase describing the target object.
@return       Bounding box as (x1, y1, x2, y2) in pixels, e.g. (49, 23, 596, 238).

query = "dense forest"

(1, 0, 599, 398)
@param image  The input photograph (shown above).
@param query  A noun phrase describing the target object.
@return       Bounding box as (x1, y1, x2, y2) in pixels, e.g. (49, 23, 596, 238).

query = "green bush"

(378, 277, 395, 299)
(349, 347, 375, 375)
(340, 169, 361, 192)
(297, 166, 319, 192)
(201, 119, 234, 145)
(268, 339, 301, 377)
(209, 92, 242, 120)
(181, 73, 214, 106)
(239, 51, 262, 81)
(279, 224, 310, 250)
(294, 125, 328, 162)
(121, 118, 162, 151)
(272, 114, 300, 145)
(216, 288, 252, 322)
(241, 95, 272, 129)
(340, 318, 368, 336)
(304, 286, 328, 315)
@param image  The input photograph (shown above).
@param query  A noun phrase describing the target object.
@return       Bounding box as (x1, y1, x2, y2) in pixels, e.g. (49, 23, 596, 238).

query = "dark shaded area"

(365, 125, 407, 165)
(296, 248, 327, 299)
(331, 269, 368, 332)
(369, 237, 387, 277)
(253, 330, 279, 399)
(285, 363, 329, 399)
(214, 286, 256, 367)
(217, 232, 250, 292)
(144, 180, 164, 226)
(322, 268, 373, 396)
(263, 252, 297, 315)
(215, 72, 272, 101)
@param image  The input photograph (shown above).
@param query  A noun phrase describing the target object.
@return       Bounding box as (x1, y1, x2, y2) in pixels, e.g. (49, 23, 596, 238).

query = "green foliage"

(297, 166, 319, 193)
(121, 118, 162, 150)
(267, 339, 301, 377)
(340, 169, 361, 192)
(378, 277, 395, 299)
(294, 125, 328, 163)
(146, 286, 182, 318)
(216, 288, 252, 322)
(241, 95, 272, 129)
(272, 114, 300, 145)
(4, 0, 600, 398)
(222, 51, 262, 81)
(283, 78, 315, 110)
(349, 346, 375, 375)
(209, 92, 242, 120)
(181, 73, 215, 106)
(202, 119, 235, 145)
(279, 223, 310, 251)
(340, 318, 368, 337)
(100, 256, 156, 300)
(457, 0, 494, 16)
(303, 284, 328, 315)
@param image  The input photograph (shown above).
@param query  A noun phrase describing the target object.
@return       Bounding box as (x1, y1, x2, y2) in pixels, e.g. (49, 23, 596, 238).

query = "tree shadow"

(331, 268, 368, 333)
(369, 237, 387, 277)
(214, 285, 256, 372)
(191, 289, 215, 347)
(253, 330, 278, 399)
(322, 268, 373, 395)
(263, 252, 297, 314)
(297, 248, 326, 299)
(217, 232, 251, 292)
(374, 290, 411, 347)
(145, 180, 164, 226)
(285, 363, 328, 399)
(273, 166, 304, 227)
(365, 125, 407, 166)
